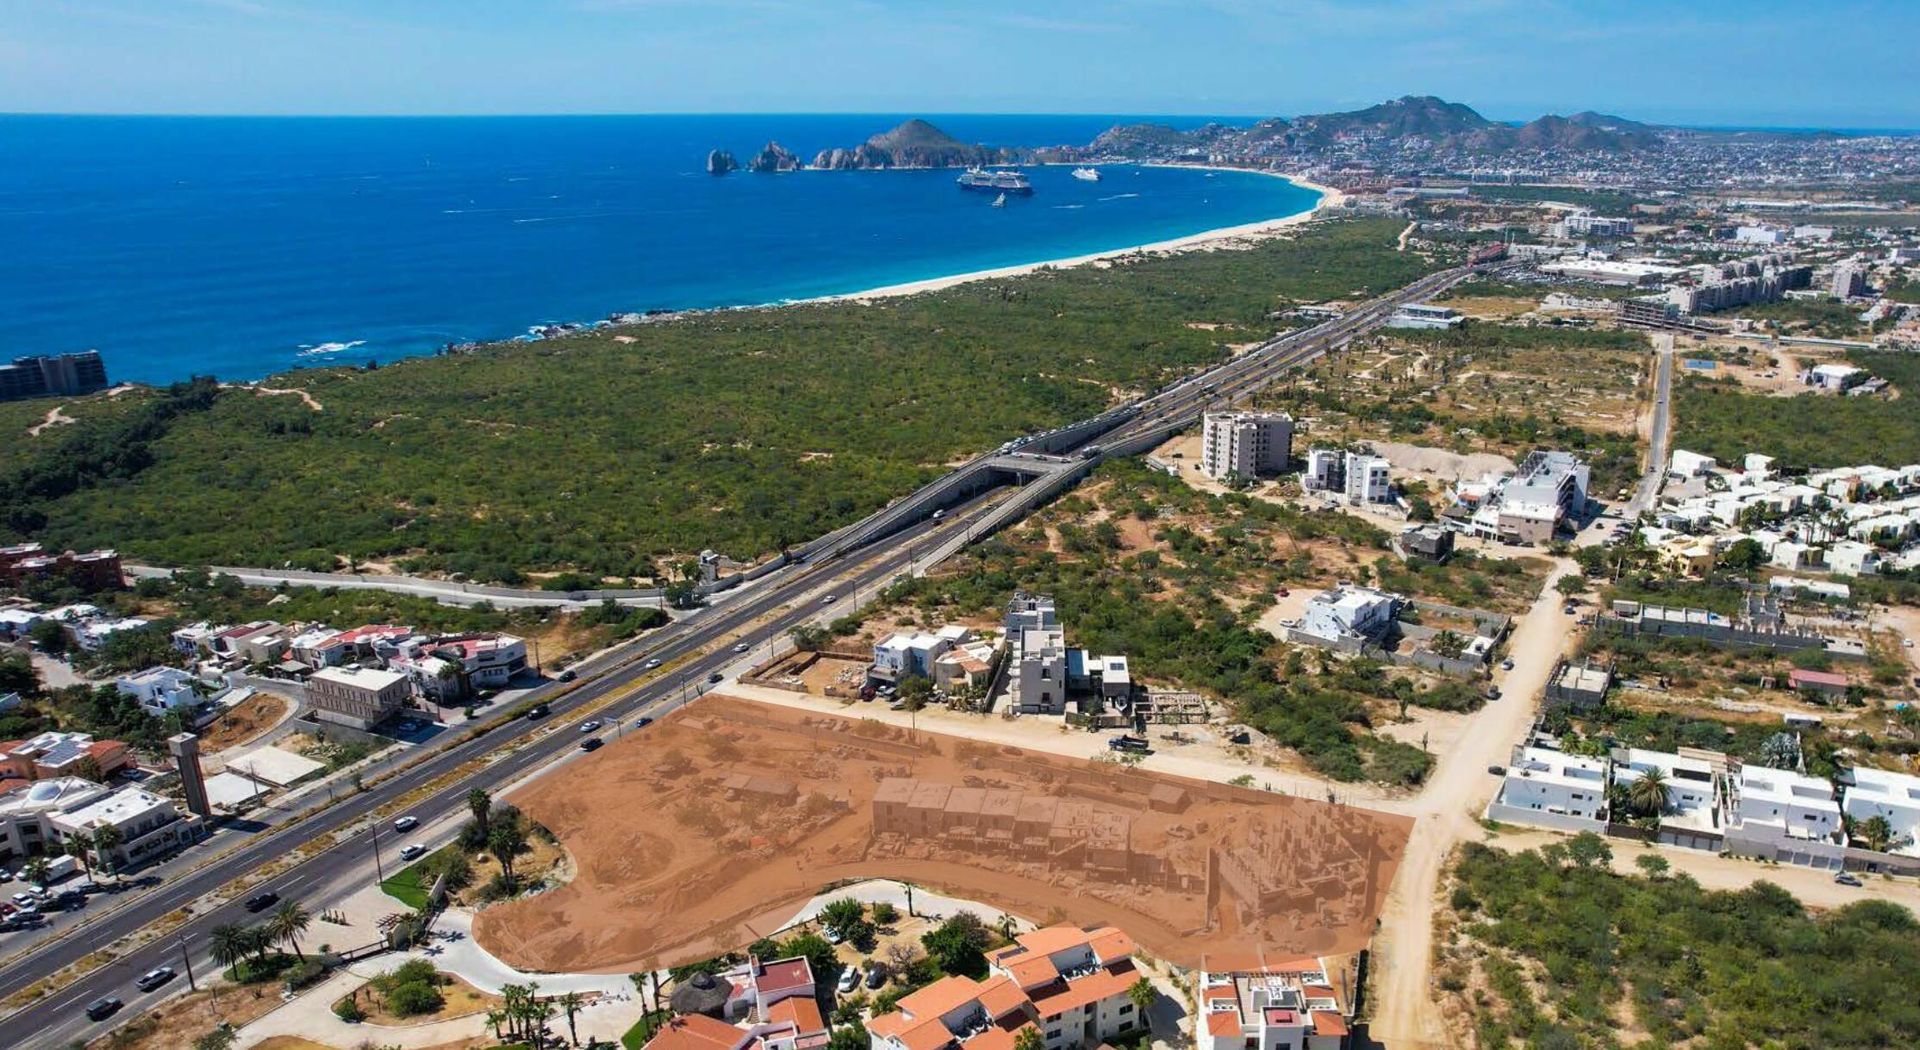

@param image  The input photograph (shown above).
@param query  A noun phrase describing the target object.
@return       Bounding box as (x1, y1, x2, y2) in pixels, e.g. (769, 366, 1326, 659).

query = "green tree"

(466, 788, 493, 837)
(1013, 1026, 1044, 1050)
(1626, 768, 1670, 818)
(209, 924, 250, 974)
(20, 856, 51, 887)
(1634, 853, 1670, 879)
(1565, 832, 1613, 870)
(1126, 975, 1157, 1017)
(819, 898, 867, 941)
(1859, 815, 1895, 853)
(922, 913, 991, 978)
(192, 1027, 238, 1050)
(488, 819, 527, 884)
(269, 899, 312, 958)
(559, 990, 585, 1046)
(90, 822, 124, 879)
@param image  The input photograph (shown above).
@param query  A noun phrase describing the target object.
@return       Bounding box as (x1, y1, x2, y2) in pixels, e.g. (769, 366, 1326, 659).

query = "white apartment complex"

(1197, 955, 1351, 1050)
(1201, 412, 1293, 482)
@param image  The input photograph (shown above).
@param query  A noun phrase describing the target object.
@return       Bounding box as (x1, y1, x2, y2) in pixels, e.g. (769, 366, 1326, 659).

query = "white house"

(113, 666, 205, 716)
(74, 617, 151, 652)
(1295, 587, 1400, 648)
(1669, 449, 1718, 477)
(1342, 453, 1392, 504)
(1196, 955, 1349, 1050)
(873, 628, 971, 684)
(1487, 745, 1609, 832)
(1804, 363, 1865, 391)
(1611, 748, 1723, 848)
(1732, 766, 1841, 842)
(1826, 540, 1883, 578)
(1841, 767, 1920, 856)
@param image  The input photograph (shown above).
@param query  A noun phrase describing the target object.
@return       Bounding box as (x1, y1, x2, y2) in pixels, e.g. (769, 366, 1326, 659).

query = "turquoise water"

(0, 114, 1317, 384)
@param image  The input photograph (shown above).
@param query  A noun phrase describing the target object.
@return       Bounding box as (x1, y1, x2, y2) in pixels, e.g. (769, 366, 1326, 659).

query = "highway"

(3, 261, 1468, 1048)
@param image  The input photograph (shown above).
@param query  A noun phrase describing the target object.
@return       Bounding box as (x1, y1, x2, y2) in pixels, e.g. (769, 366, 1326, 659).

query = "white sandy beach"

(821, 165, 1346, 303)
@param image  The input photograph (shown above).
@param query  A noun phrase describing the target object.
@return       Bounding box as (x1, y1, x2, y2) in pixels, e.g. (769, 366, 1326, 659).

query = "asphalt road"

(5, 261, 1470, 1048)
(1628, 333, 1676, 517)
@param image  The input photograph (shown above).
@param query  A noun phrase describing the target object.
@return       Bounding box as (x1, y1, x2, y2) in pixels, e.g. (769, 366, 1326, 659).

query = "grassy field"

(2, 219, 1434, 580)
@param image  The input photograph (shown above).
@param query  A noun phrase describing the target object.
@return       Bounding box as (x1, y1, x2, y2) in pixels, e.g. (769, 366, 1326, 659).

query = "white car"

(10, 893, 36, 907)
(644, 658, 663, 669)
(398, 844, 427, 861)
(732, 643, 750, 654)
(392, 816, 419, 833)
(837, 967, 859, 993)
(579, 720, 603, 733)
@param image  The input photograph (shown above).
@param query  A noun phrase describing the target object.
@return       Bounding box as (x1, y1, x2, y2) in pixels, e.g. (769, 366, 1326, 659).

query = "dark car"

(243, 891, 279, 913)
(632, 717, 654, 730)
(526, 703, 551, 720)
(865, 966, 886, 990)
(85, 997, 123, 1021)
(135, 967, 176, 992)
(708, 671, 724, 684)
(558, 670, 577, 682)
(579, 737, 603, 752)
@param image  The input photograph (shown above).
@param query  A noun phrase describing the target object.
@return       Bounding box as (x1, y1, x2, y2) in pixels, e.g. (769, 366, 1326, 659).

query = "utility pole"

(368, 820, 385, 884)
(179, 935, 197, 991)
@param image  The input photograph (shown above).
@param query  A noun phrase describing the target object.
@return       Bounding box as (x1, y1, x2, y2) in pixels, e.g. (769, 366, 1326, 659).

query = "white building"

(74, 617, 151, 652)
(1826, 540, 1883, 578)
(1488, 746, 1609, 832)
(113, 666, 204, 716)
(873, 626, 972, 684)
(1611, 748, 1723, 848)
(1012, 628, 1068, 715)
(1559, 213, 1635, 238)
(1196, 956, 1349, 1050)
(1295, 586, 1400, 648)
(1385, 303, 1464, 329)
(1841, 767, 1920, 856)
(1804, 363, 1864, 392)
(47, 786, 197, 870)
(0, 777, 110, 863)
(1732, 766, 1841, 843)
(1734, 225, 1788, 245)
(1200, 411, 1293, 481)
(1300, 448, 1344, 493)
(1342, 453, 1391, 504)
(1669, 449, 1718, 477)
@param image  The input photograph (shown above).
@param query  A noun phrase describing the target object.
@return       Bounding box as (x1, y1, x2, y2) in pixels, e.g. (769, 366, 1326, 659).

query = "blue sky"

(2, 0, 1917, 126)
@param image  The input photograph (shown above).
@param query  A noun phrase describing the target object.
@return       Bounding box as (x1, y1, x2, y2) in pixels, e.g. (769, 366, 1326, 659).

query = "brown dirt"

(86, 983, 285, 1050)
(472, 695, 1412, 974)
(199, 692, 293, 753)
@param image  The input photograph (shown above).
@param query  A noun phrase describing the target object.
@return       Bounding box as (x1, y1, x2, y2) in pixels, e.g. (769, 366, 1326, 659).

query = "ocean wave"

(1053, 204, 1085, 210)
(297, 340, 367, 356)
(1098, 193, 1140, 201)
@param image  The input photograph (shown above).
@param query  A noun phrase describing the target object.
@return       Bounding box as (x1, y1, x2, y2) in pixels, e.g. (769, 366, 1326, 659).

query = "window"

(1118, 1004, 1132, 1015)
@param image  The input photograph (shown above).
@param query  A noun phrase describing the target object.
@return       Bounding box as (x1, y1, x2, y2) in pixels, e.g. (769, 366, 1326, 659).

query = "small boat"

(991, 192, 1007, 208)
(1071, 167, 1101, 182)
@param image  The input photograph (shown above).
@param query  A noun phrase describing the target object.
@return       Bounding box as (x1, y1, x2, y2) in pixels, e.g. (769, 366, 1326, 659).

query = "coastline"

(819, 166, 1343, 304)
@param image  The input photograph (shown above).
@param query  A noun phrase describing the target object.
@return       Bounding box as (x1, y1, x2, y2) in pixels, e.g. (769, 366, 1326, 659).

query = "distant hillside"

(1289, 95, 1495, 144)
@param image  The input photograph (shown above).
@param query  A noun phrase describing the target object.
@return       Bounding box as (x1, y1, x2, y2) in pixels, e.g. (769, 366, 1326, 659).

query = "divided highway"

(3, 261, 1469, 1048)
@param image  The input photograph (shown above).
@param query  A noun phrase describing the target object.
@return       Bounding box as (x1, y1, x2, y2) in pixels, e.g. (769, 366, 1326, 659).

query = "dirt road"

(1367, 559, 1577, 1048)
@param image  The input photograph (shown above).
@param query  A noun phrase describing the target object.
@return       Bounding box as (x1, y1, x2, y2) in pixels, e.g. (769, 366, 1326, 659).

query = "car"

(398, 844, 427, 861)
(837, 968, 859, 993)
(243, 891, 279, 913)
(1486, 686, 1502, 701)
(644, 658, 663, 670)
(931, 509, 946, 521)
(1563, 604, 1577, 615)
(579, 737, 603, 752)
(579, 720, 603, 733)
(708, 671, 725, 683)
(865, 967, 886, 990)
(1906, 639, 1915, 649)
(10, 892, 35, 907)
(1499, 658, 1515, 671)
(632, 717, 654, 729)
(1834, 871, 1863, 887)
(558, 670, 577, 682)
(135, 967, 176, 992)
(527, 703, 551, 720)
(823, 926, 844, 945)
(392, 815, 419, 833)
(732, 642, 750, 654)
(821, 595, 837, 605)
(1487, 764, 1506, 776)
(85, 996, 123, 1021)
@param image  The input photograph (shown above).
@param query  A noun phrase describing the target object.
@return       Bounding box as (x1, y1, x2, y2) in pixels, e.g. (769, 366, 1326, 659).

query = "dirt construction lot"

(472, 695, 1411, 974)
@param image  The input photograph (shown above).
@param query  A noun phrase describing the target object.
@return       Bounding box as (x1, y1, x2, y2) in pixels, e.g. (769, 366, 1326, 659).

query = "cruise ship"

(1071, 167, 1101, 182)
(957, 168, 1034, 195)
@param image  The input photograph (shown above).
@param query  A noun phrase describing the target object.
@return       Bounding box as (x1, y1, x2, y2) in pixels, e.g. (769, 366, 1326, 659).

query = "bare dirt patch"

(472, 695, 1411, 974)
(86, 984, 285, 1050)
(26, 404, 74, 436)
(199, 691, 294, 753)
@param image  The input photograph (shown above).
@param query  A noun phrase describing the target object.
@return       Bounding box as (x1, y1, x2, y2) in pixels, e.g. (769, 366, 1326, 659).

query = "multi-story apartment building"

(307, 666, 411, 729)
(1341, 453, 1391, 504)
(1201, 412, 1293, 481)
(1196, 954, 1351, 1050)
(867, 925, 1145, 1050)
(0, 352, 109, 402)
(1839, 766, 1920, 856)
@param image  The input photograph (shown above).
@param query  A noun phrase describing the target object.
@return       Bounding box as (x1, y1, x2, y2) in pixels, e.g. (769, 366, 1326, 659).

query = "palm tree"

(20, 856, 51, 888)
(467, 788, 493, 836)
(269, 900, 312, 958)
(1860, 815, 1895, 853)
(209, 924, 249, 975)
(485, 1009, 507, 1042)
(243, 924, 275, 964)
(90, 823, 124, 880)
(559, 990, 585, 1046)
(1126, 976, 1157, 1018)
(1627, 767, 1670, 818)
(63, 837, 93, 882)
(488, 820, 526, 884)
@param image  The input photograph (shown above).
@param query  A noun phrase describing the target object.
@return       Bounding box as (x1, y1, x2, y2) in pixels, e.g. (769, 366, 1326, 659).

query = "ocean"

(0, 114, 1319, 385)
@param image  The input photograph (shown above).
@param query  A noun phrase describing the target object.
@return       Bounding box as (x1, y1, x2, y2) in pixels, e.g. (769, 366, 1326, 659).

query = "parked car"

(579, 737, 603, 752)
(1499, 658, 1515, 671)
(392, 816, 419, 833)
(837, 968, 859, 993)
(398, 844, 427, 861)
(708, 671, 725, 683)
(864, 967, 886, 990)
(243, 892, 279, 913)
(1487, 765, 1506, 776)
(85, 997, 123, 1021)
(1834, 871, 1863, 887)
(1486, 686, 1502, 701)
(9, 893, 35, 908)
(579, 720, 603, 733)
(135, 967, 176, 992)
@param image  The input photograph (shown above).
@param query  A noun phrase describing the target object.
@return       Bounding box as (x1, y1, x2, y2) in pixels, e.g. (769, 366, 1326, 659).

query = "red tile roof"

(1026, 961, 1137, 1019)
(645, 1015, 750, 1050)
(767, 996, 826, 1037)
(751, 956, 814, 998)
(1204, 1010, 1242, 1038)
(1311, 1011, 1349, 1037)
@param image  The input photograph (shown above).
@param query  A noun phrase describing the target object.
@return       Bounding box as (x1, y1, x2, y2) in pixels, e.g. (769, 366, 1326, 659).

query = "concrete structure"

(1200, 411, 1293, 481)
(1196, 954, 1350, 1050)
(1840, 767, 1920, 856)
(873, 627, 972, 685)
(114, 666, 204, 716)
(1669, 449, 1717, 477)
(0, 732, 131, 780)
(1787, 668, 1849, 699)
(1831, 260, 1869, 299)
(47, 787, 197, 870)
(1826, 540, 1883, 578)
(1734, 225, 1788, 245)
(0, 351, 108, 402)
(1731, 766, 1841, 844)
(1385, 303, 1464, 329)
(1558, 213, 1634, 238)
(0, 543, 122, 591)
(1341, 453, 1391, 504)
(1543, 659, 1612, 710)
(1538, 258, 1676, 287)
(1611, 748, 1724, 850)
(0, 777, 110, 863)
(1300, 448, 1344, 493)
(1394, 524, 1454, 562)
(169, 733, 211, 819)
(306, 665, 410, 729)
(1012, 627, 1068, 715)
(867, 924, 1145, 1050)
(1486, 745, 1608, 832)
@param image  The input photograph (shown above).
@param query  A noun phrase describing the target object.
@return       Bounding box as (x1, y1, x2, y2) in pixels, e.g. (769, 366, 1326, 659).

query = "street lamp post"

(179, 935, 197, 991)
(368, 820, 385, 884)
